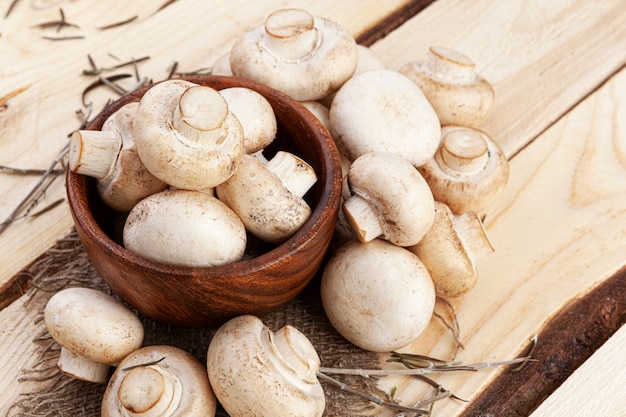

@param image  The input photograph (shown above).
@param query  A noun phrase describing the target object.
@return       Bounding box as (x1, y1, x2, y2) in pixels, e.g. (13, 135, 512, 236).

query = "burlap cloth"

(7, 231, 394, 416)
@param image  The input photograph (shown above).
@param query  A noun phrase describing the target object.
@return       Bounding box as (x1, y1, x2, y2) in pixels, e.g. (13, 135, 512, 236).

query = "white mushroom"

(206, 315, 325, 417)
(321, 239, 435, 352)
(329, 69, 441, 168)
(229, 8, 358, 101)
(216, 153, 315, 244)
(102, 345, 217, 417)
(399, 46, 495, 127)
(418, 125, 509, 214)
(123, 189, 246, 267)
(69, 102, 167, 212)
(300, 101, 331, 131)
(132, 79, 244, 190)
(44, 287, 144, 384)
(407, 201, 494, 297)
(218, 87, 277, 154)
(342, 152, 435, 247)
(211, 51, 233, 76)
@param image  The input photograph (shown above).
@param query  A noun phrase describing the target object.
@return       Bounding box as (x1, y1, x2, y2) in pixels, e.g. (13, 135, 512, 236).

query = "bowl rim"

(66, 75, 342, 282)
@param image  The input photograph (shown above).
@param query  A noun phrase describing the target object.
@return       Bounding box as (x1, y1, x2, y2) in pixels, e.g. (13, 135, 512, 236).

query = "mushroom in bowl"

(66, 75, 342, 328)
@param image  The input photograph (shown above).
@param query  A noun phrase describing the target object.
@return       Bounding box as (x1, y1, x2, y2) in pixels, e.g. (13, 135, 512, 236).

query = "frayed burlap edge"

(6, 230, 389, 417)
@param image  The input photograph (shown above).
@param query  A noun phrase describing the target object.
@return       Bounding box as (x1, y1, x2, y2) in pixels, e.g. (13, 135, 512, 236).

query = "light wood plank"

(370, 0, 626, 158)
(529, 325, 626, 417)
(0, 0, 412, 294)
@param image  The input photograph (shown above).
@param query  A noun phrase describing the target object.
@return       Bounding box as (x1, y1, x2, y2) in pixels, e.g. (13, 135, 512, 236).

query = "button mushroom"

(44, 287, 144, 384)
(102, 345, 217, 417)
(229, 8, 358, 101)
(132, 79, 244, 190)
(329, 69, 441, 168)
(321, 239, 436, 352)
(399, 46, 495, 127)
(218, 86, 277, 154)
(216, 153, 315, 244)
(69, 102, 167, 212)
(342, 152, 435, 247)
(206, 315, 325, 417)
(407, 201, 494, 298)
(418, 125, 510, 214)
(123, 189, 247, 267)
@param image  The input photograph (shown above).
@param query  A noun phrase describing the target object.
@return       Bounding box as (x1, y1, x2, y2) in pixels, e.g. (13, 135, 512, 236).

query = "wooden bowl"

(66, 75, 342, 328)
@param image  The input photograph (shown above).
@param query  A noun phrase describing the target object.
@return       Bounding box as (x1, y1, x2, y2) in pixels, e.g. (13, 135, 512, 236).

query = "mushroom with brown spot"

(418, 125, 509, 214)
(44, 287, 144, 384)
(123, 189, 247, 267)
(102, 345, 217, 417)
(229, 8, 358, 101)
(132, 79, 244, 190)
(321, 239, 436, 352)
(216, 152, 316, 244)
(206, 315, 325, 417)
(407, 201, 494, 298)
(342, 152, 435, 247)
(69, 102, 167, 212)
(329, 69, 441, 168)
(399, 46, 495, 127)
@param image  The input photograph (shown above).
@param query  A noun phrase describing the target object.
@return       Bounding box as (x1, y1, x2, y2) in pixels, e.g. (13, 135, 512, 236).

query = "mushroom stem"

(265, 151, 317, 197)
(426, 46, 476, 84)
(341, 194, 384, 243)
(172, 86, 229, 144)
(69, 129, 121, 179)
(117, 366, 183, 417)
(439, 127, 489, 174)
(271, 325, 320, 383)
(57, 347, 110, 384)
(263, 8, 320, 61)
(452, 211, 494, 258)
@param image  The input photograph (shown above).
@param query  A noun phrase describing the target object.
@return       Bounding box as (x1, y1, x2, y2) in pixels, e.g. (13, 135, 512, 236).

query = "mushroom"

(407, 201, 494, 297)
(211, 51, 233, 76)
(418, 125, 509, 214)
(300, 101, 331, 131)
(321, 239, 435, 352)
(132, 79, 244, 190)
(44, 287, 144, 384)
(229, 8, 358, 101)
(218, 87, 277, 154)
(216, 153, 316, 243)
(123, 189, 247, 267)
(69, 102, 167, 212)
(102, 345, 217, 417)
(342, 152, 435, 247)
(206, 315, 325, 417)
(329, 69, 441, 168)
(399, 46, 495, 127)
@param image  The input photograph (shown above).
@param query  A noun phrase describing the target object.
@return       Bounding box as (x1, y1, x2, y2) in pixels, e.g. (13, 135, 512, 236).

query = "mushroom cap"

(216, 154, 312, 244)
(44, 287, 144, 365)
(344, 152, 435, 246)
(407, 201, 492, 297)
(418, 125, 509, 214)
(219, 87, 277, 154)
(399, 46, 495, 127)
(132, 79, 244, 190)
(229, 9, 358, 101)
(206, 315, 325, 417)
(321, 239, 436, 352)
(329, 69, 441, 168)
(94, 102, 168, 212)
(102, 345, 217, 417)
(123, 189, 247, 267)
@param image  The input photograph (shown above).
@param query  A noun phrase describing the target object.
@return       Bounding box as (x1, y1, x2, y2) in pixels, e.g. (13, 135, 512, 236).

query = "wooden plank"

(375, 65, 626, 416)
(0, 0, 415, 297)
(529, 324, 626, 417)
(370, 0, 626, 158)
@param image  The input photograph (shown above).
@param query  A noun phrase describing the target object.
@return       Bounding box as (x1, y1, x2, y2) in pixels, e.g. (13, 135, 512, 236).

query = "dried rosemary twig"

(32, 8, 79, 32)
(96, 15, 138, 30)
(82, 55, 150, 76)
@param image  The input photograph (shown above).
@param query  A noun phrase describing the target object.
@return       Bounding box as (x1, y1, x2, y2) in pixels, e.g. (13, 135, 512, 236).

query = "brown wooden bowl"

(66, 75, 342, 328)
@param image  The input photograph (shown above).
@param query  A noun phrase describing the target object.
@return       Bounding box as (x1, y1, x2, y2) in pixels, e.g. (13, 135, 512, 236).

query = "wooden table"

(1, 1, 625, 415)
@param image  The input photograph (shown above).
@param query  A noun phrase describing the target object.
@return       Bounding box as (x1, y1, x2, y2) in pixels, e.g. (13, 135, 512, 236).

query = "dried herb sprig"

(32, 8, 79, 32)
(4, 0, 21, 18)
(96, 15, 138, 30)
(82, 55, 150, 76)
